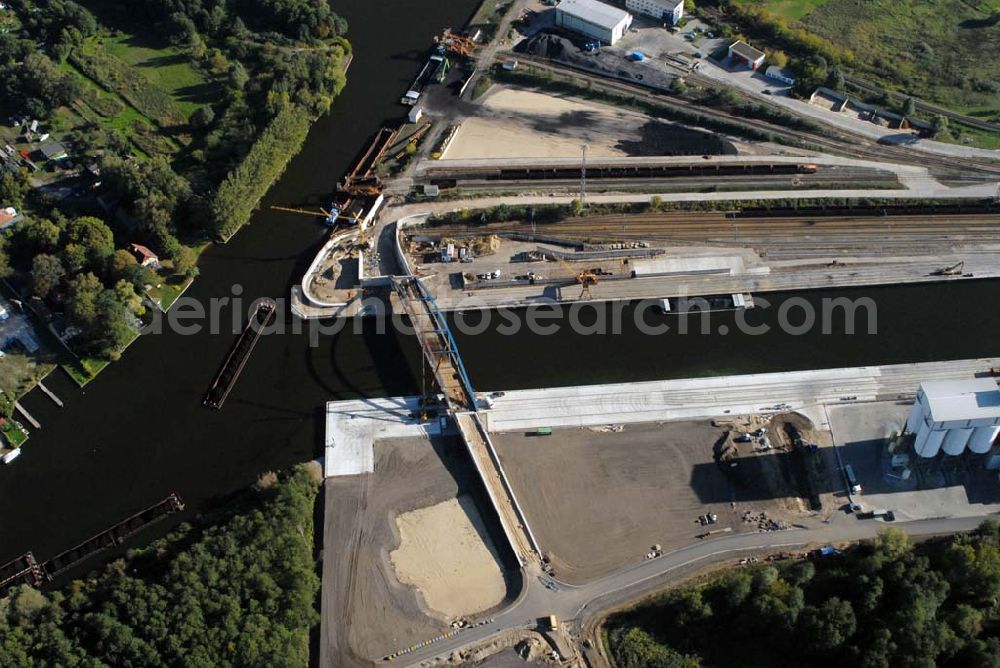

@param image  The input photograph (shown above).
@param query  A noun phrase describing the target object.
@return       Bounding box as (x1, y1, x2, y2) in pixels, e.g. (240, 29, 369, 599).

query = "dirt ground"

(445, 86, 730, 160)
(493, 419, 825, 584)
(323, 434, 517, 665)
(390, 495, 506, 618)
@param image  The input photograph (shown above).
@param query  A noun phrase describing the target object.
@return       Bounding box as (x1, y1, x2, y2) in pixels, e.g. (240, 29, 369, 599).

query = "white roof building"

(625, 0, 684, 25)
(555, 0, 633, 45)
(917, 379, 1000, 429)
(908, 378, 1000, 457)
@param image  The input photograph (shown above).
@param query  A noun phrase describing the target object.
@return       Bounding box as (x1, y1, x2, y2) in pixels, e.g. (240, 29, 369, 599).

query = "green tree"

(172, 245, 199, 278)
(932, 114, 949, 138)
(874, 526, 912, 558)
(30, 253, 65, 297)
(613, 627, 700, 668)
(65, 216, 114, 269)
(13, 217, 61, 261)
(190, 105, 215, 129)
(827, 66, 845, 91)
(797, 597, 856, 652)
(902, 96, 916, 116)
(0, 236, 12, 278)
(0, 169, 31, 208)
(65, 271, 103, 326)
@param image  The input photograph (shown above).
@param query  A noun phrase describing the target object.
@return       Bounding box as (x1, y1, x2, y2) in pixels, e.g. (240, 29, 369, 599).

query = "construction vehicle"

(931, 260, 964, 276)
(551, 254, 599, 299)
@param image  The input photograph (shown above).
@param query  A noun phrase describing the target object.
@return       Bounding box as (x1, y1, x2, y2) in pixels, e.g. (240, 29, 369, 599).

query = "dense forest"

(0, 464, 322, 666)
(607, 523, 1000, 668)
(0, 0, 349, 374)
(6, 0, 349, 246)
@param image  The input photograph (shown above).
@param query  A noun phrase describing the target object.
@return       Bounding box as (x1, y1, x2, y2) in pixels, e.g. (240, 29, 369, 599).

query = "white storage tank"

(942, 428, 973, 456)
(905, 401, 925, 434)
(969, 425, 1000, 454)
(917, 428, 947, 458)
(915, 423, 934, 457)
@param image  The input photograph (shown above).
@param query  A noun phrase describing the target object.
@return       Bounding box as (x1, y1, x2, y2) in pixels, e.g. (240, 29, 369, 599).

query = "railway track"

(509, 56, 1000, 180)
(435, 173, 902, 193)
(419, 212, 1000, 258)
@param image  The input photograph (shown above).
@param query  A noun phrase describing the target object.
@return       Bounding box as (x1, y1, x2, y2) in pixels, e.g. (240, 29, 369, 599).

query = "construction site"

(312, 6, 1000, 667)
(396, 204, 1000, 311)
(288, 6, 1000, 319)
(321, 357, 1000, 667)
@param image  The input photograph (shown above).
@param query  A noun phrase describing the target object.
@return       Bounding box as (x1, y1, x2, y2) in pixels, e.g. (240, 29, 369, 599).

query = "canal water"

(1, 0, 999, 566)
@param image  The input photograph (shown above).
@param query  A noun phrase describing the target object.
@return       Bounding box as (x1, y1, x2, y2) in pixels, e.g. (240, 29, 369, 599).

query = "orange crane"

(551, 254, 599, 300)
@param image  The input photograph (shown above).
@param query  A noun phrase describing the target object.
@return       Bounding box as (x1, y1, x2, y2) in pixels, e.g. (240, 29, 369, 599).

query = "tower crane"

(550, 253, 599, 300)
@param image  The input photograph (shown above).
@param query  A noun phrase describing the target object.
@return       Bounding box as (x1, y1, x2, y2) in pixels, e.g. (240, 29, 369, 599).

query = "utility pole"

(580, 143, 588, 208)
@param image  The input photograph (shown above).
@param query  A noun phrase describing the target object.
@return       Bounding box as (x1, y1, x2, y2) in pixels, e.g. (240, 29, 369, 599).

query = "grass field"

(797, 0, 1000, 117)
(1, 418, 28, 448)
(734, 0, 832, 21)
(104, 34, 218, 119)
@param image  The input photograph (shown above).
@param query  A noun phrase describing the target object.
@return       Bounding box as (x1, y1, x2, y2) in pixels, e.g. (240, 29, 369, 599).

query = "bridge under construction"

(389, 276, 541, 565)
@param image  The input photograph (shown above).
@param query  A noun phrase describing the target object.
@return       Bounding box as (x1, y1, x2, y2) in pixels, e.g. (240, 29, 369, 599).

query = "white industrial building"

(625, 0, 684, 26)
(555, 0, 633, 45)
(905, 378, 1000, 458)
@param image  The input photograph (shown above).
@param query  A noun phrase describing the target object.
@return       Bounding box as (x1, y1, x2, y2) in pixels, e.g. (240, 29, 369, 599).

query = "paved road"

(396, 514, 997, 667)
(482, 358, 1000, 432)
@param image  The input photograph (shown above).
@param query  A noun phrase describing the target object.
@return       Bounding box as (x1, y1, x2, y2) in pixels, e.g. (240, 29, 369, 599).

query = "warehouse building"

(728, 40, 765, 70)
(905, 378, 1000, 458)
(555, 0, 633, 45)
(625, 0, 684, 26)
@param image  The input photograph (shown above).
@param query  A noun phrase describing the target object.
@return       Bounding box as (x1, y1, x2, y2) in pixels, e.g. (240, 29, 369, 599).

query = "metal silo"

(918, 428, 946, 458)
(905, 401, 925, 434)
(969, 426, 1000, 454)
(942, 428, 973, 456)
(915, 423, 939, 458)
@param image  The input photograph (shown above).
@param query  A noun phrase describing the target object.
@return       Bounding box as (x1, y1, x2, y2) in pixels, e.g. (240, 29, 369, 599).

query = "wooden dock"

(37, 381, 63, 407)
(203, 299, 277, 409)
(14, 402, 39, 429)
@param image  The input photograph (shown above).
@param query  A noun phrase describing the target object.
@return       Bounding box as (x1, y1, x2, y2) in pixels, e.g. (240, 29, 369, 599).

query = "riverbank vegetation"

(0, 0, 350, 387)
(605, 523, 1000, 668)
(0, 463, 322, 665)
(211, 106, 311, 240)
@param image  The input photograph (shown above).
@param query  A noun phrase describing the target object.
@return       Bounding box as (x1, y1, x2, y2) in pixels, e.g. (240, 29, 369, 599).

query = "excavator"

(551, 253, 599, 300)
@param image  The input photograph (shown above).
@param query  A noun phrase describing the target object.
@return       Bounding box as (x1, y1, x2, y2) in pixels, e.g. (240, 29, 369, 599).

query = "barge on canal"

(204, 299, 277, 409)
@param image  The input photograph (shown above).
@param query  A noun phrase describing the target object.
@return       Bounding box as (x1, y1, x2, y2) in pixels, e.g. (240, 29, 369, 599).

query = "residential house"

(130, 243, 161, 269)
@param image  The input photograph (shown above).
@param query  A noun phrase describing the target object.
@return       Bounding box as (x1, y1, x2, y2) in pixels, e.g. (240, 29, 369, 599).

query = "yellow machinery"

(552, 254, 599, 299)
